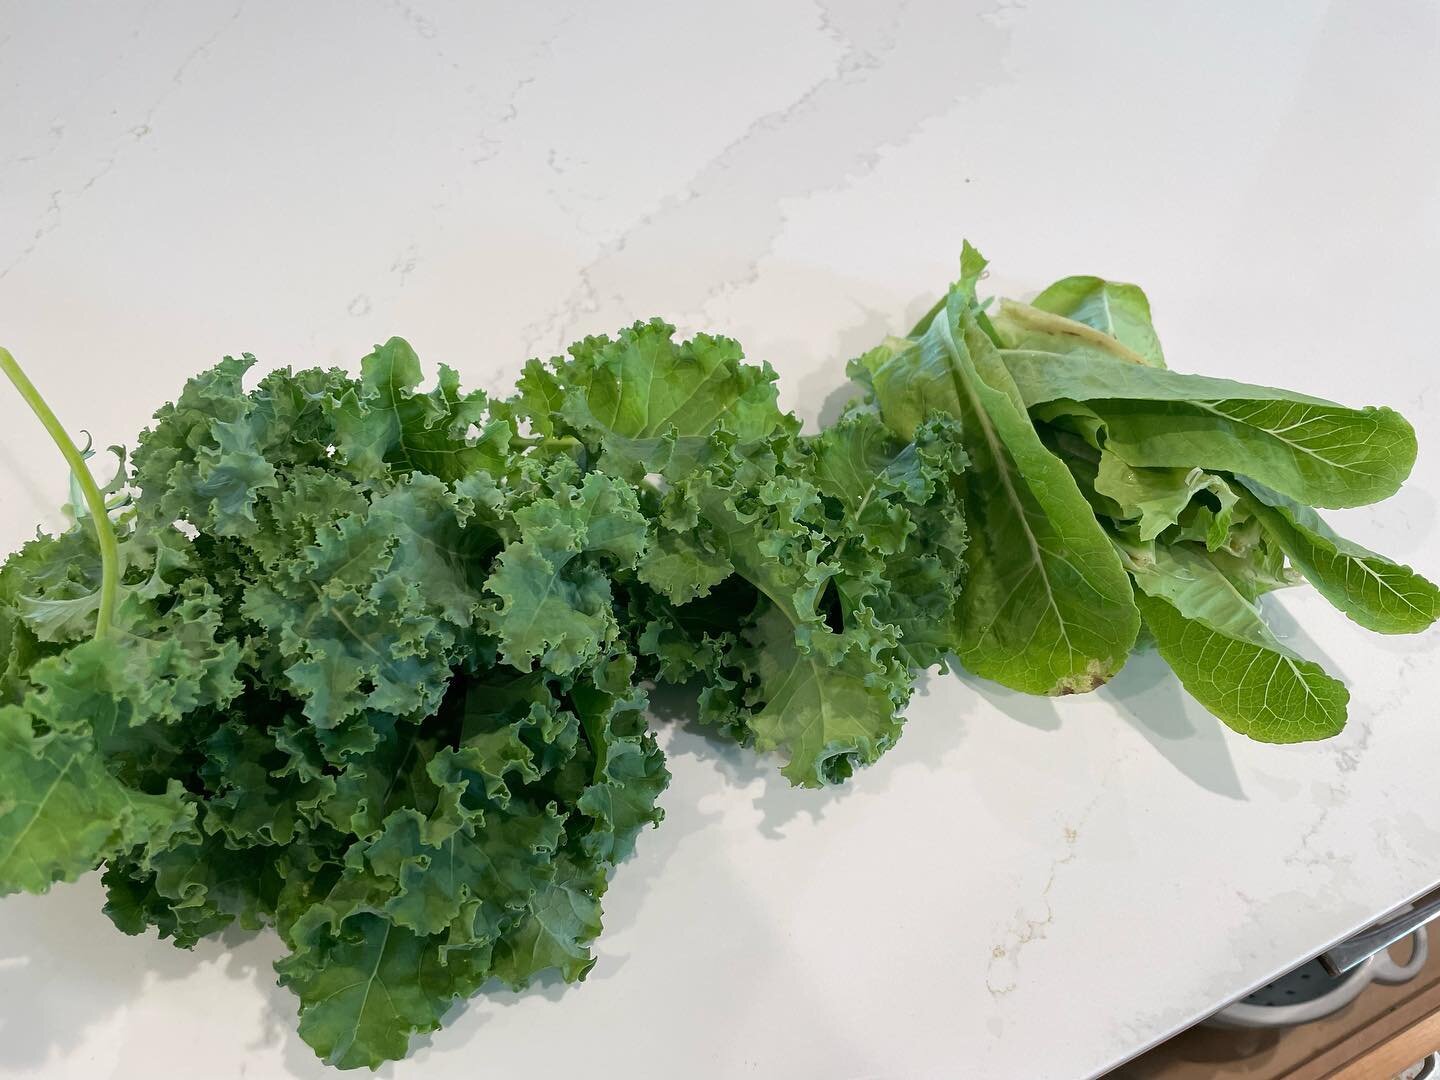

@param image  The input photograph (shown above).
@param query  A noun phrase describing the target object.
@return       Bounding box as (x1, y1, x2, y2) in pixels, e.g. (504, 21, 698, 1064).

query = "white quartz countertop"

(2, 2, 1438, 1077)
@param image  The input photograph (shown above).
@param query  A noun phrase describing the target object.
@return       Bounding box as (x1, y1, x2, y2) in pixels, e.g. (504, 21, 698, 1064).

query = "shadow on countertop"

(0, 876, 327, 1075)
(939, 648, 1248, 802)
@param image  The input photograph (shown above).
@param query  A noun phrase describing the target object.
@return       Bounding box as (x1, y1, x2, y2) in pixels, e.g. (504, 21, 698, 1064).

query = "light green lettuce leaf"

(991, 303, 1155, 369)
(1097, 398, 1413, 510)
(1003, 349, 1416, 508)
(857, 288, 1139, 694)
(1027, 274, 1166, 367)
(1093, 454, 1238, 543)
(1005, 349, 1337, 408)
(1238, 477, 1440, 634)
(1121, 541, 1348, 742)
(1200, 528, 1297, 602)
(1168, 482, 1246, 552)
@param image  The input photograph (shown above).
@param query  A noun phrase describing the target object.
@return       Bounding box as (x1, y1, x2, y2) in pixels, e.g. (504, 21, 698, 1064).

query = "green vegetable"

(1237, 477, 1440, 634)
(1119, 541, 1348, 742)
(0, 348, 121, 635)
(853, 288, 1139, 695)
(0, 346, 672, 1069)
(1002, 350, 1417, 509)
(850, 243, 1435, 741)
(1093, 455, 1238, 544)
(0, 243, 1433, 1069)
(510, 320, 970, 787)
(0, 319, 969, 1067)
(1027, 274, 1167, 367)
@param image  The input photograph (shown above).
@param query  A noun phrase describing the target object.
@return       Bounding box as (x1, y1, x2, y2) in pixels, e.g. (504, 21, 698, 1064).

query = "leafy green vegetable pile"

(854, 244, 1436, 738)
(1, 244, 1434, 1069)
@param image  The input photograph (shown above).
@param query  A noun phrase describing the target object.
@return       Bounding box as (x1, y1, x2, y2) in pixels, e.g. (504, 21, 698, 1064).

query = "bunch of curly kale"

(0, 320, 968, 1068)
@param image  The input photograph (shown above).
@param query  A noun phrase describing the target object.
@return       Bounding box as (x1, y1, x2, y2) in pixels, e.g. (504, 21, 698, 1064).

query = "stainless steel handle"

(1320, 895, 1440, 977)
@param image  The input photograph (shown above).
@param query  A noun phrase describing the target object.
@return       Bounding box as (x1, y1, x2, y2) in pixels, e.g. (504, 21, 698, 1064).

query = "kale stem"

(0, 346, 120, 638)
